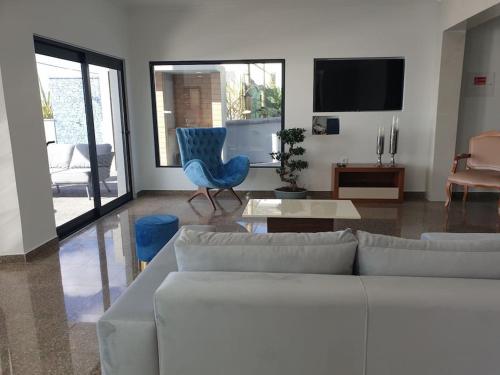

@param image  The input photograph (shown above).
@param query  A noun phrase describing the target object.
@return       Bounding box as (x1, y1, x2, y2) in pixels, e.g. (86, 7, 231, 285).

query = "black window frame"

(34, 35, 134, 239)
(149, 59, 286, 168)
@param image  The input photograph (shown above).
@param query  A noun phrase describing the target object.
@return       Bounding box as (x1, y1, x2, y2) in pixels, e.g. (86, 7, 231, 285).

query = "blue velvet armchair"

(176, 128, 250, 210)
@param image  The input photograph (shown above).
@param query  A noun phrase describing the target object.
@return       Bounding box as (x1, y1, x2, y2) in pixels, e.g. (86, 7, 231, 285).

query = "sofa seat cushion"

(175, 229, 358, 275)
(97, 225, 215, 375)
(448, 169, 500, 187)
(51, 168, 91, 184)
(357, 231, 500, 279)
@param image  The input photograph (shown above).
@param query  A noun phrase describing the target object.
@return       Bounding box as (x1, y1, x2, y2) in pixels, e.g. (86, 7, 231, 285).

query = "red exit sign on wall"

(474, 76, 487, 86)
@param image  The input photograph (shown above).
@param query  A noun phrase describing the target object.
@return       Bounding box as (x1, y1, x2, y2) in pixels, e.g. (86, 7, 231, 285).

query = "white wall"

(441, 0, 500, 30)
(456, 17, 500, 154)
(127, 2, 442, 192)
(0, 0, 129, 254)
(426, 27, 467, 201)
(426, 0, 500, 201)
(0, 67, 24, 256)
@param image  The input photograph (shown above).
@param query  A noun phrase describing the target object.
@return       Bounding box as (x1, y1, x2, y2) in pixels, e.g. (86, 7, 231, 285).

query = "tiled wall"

(173, 72, 221, 128)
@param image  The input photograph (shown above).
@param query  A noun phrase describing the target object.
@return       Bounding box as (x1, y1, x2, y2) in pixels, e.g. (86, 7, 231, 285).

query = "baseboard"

(136, 190, 190, 197)
(404, 192, 427, 200)
(25, 237, 60, 262)
(137, 190, 278, 199)
(0, 254, 26, 264)
(0, 237, 59, 264)
(451, 192, 499, 201)
(137, 190, 428, 200)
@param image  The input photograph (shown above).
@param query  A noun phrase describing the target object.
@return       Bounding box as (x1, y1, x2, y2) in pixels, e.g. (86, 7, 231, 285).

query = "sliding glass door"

(34, 37, 132, 238)
(88, 64, 130, 206)
(37, 53, 96, 227)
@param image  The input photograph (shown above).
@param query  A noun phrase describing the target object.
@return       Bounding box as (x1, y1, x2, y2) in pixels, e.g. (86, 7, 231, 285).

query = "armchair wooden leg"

(462, 185, 469, 203)
(445, 181, 453, 208)
(187, 188, 204, 203)
(229, 188, 242, 205)
(213, 189, 224, 198)
(188, 187, 217, 211)
(204, 188, 217, 210)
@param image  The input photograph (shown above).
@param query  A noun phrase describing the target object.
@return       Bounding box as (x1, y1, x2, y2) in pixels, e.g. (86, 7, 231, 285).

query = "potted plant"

(270, 128, 309, 199)
(40, 83, 56, 143)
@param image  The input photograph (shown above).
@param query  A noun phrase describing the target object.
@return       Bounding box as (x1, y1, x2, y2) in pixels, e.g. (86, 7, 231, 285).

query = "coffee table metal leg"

(266, 218, 334, 233)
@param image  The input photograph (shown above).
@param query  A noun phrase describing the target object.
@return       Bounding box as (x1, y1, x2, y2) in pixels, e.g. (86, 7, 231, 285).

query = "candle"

(377, 126, 385, 155)
(390, 116, 399, 155)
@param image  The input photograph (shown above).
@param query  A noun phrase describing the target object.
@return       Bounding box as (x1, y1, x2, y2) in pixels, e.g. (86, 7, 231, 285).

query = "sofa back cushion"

(357, 231, 500, 279)
(421, 232, 500, 241)
(47, 143, 75, 169)
(69, 143, 112, 168)
(175, 229, 358, 275)
(97, 152, 114, 168)
(467, 131, 500, 172)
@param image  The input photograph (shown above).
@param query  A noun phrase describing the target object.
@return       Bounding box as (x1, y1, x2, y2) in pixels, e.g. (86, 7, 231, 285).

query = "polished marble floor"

(0, 192, 499, 374)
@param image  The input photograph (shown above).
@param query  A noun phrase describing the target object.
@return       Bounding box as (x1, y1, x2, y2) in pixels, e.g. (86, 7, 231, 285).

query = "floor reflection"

(0, 192, 498, 374)
(59, 211, 138, 324)
(0, 209, 138, 374)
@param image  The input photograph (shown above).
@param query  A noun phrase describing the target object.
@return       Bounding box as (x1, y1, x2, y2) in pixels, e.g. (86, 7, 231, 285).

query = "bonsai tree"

(270, 128, 309, 192)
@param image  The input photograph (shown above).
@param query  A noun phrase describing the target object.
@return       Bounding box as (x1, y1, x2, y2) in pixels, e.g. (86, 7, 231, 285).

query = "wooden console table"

(332, 164, 405, 203)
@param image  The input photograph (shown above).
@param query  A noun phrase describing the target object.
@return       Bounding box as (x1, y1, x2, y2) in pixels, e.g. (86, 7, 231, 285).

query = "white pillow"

(47, 144, 74, 169)
(175, 229, 358, 275)
(357, 231, 500, 279)
(69, 143, 112, 168)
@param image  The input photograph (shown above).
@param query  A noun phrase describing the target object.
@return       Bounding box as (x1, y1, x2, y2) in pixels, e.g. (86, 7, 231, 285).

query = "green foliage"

(225, 69, 282, 120)
(270, 128, 309, 191)
(39, 84, 54, 120)
(258, 86, 282, 118)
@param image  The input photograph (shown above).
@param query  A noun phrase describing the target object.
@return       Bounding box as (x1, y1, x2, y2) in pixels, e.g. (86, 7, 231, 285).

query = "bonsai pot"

(273, 187, 308, 199)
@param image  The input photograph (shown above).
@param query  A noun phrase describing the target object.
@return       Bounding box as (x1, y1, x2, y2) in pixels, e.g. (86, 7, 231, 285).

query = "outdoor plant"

(39, 84, 54, 120)
(270, 128, 309, 192)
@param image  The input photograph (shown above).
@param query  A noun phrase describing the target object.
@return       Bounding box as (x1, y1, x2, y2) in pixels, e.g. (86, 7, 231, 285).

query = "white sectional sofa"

(97, 228, 500, 375)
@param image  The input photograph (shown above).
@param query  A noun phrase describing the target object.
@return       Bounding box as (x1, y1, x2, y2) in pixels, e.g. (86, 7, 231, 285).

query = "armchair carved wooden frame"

(445, 131, 500, 214)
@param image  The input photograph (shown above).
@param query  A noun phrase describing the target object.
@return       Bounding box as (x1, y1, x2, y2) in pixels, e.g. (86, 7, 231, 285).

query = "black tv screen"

(314, 58, 405, 112)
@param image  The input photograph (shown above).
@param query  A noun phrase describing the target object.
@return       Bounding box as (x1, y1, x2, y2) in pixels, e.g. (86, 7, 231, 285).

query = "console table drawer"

(332, 163, 405, 203)
(338, 187, 400, 200)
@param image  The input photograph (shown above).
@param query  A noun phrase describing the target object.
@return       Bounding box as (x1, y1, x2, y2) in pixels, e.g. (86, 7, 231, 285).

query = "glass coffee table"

(242, 199, 361, 233)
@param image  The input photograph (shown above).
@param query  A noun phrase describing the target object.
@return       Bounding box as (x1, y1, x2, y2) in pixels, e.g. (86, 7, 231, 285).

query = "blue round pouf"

(135, 215, 179, 262)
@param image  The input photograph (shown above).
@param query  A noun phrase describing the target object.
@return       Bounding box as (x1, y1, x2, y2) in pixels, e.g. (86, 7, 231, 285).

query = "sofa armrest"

(451, 153, 471, 174)
(183, 159, 216, 187)
(223, 155, 250, 176)
(97, 225, 215, 375)
(154, 272, 367, 375)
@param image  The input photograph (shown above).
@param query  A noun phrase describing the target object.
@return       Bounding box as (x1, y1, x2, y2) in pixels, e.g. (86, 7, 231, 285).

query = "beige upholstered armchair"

(445, 131, 500, 211)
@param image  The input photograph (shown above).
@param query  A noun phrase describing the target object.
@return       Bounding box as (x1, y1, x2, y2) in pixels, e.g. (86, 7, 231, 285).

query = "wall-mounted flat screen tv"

(314, 58, 405, 112)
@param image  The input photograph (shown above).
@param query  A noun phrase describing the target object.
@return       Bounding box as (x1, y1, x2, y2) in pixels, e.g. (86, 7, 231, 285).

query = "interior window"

(150, 61, 284, 167)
